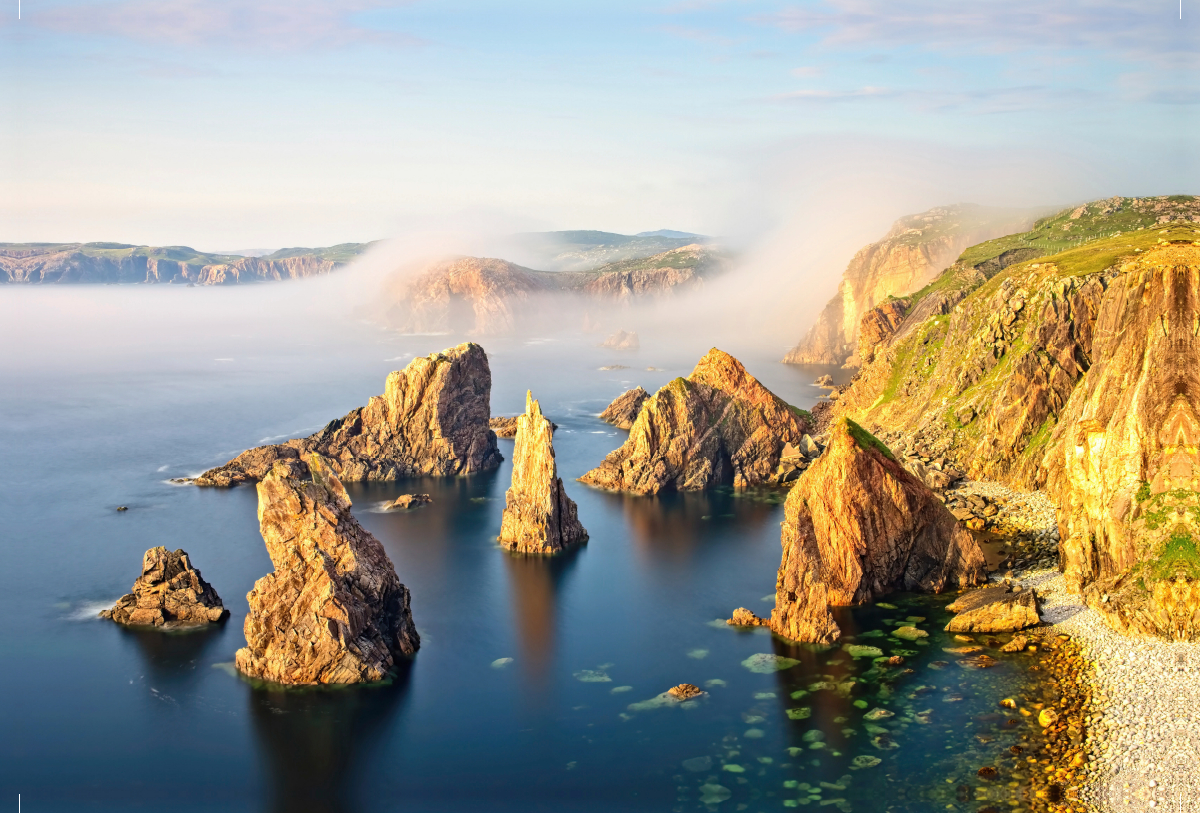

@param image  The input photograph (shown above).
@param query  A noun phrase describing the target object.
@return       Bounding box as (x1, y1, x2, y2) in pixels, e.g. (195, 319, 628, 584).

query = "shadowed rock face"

(579, 349, 810, 495)
(193, 343, 501, 486)
(236, 455, 420, 685)
(499, 392, 587, 555)
(1044, 247, 1200, 639)
(598, 386, 650, 430)
(101, 547, 228, 627)
(741, 419, 985, 643)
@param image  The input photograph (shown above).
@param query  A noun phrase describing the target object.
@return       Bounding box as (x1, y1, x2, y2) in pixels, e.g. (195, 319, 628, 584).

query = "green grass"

(844, 418, 896, 461)
(1148, 530, 1200, 582)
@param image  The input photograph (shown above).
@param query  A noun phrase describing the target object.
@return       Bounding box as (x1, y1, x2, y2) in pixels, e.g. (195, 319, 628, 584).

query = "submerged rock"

(945, 584, 1039, 633)
(579, 348, 811, 494)
(235, 455, 420, 685)
(101, 547, 228, 627)
(598, 386, 650, 430)
(384, 494, 432, 511)
(733, 419, 986, 643)
(193, 343, 501, 486)
(498, 392, 588, 554)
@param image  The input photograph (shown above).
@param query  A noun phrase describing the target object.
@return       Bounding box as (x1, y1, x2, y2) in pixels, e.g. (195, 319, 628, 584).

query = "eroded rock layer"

(236, 455, 420, 685)
(194, 343, 501, 486)
(739, 419, 986, 643)
(499, 392, 587, 554)
(101, 547, 228, 627)
(579, 349, 810, 495)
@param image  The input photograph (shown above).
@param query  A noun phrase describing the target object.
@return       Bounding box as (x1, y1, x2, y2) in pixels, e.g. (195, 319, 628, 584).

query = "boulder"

(944, 584, 1040, 633)
(235, 455, 420, 685)
(498, 392, 588, 554)
(579, 348, 811, 494)
(667, 684, 704, 700)
(101, 547, 228, 627)
(736, 419, 986, 643)
(385, 494, 432, 510)
(194, 343, 502, 486)
(598, 386, 650, 430)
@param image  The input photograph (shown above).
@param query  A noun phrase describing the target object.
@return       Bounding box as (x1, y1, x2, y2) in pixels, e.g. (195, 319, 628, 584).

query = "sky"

(0, 0, 1197, 248)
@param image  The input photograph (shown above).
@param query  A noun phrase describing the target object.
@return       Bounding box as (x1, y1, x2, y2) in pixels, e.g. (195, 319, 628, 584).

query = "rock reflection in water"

(119, 623, 226, 689)
(503, 546, 583, 692)
(247, 664, 412, 813)
(611, 488, 778, 562)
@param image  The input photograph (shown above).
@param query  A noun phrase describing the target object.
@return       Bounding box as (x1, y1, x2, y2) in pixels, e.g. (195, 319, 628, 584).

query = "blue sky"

(1, 0, 1196, 247)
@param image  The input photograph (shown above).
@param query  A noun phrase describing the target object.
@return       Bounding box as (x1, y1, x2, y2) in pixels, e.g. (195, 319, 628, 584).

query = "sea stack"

(598, 386, 650, 430)
(730, 419, 986, 643)
(579, 348, 810, 494)
(498, 391, 588, 554)
(193, 343, 502, 486)
(235, 454, 420, 685)
(100, 547, 228, 627)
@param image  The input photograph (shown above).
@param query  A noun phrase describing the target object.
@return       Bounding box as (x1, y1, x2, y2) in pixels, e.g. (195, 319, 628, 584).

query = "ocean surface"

(1, 287, 1042, 812)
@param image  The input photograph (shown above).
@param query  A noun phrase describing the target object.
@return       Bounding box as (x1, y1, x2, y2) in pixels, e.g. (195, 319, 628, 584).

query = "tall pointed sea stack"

(499, 392, 587, 554)
(579, 348, 810, 495)
(193, 342, 502, 486)
(236, 454, 420, 685)
(731, 419, 985, 643)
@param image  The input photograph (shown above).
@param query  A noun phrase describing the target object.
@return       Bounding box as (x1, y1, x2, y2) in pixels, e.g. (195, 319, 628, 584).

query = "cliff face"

(741, 420, 985, 643)
(236, 455, 419, 684)
(578, 349, 810, 494)
(498, 392, 588, 554)
(598, 387, 650, 430)
(194, 343, 501, 486)
(573, 245, 726, 302)
(783, 205, 1035, 366)
(100, 547, 228, 627)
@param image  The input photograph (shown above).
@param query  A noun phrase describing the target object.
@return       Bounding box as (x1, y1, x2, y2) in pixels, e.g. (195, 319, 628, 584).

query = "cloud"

(773, 85, 892, 102)
(29, 0, 421, 50)
(790, 66, 824, 77)
(769, 84, 1095, 115)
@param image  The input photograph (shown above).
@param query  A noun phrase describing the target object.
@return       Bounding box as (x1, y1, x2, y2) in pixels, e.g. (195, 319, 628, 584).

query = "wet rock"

(1001, 634, 1030, 652)
(945, 584, 1039, 633)
(726, 606, 769, 627)
(193, 343, 501, 486)
(598, 386, 650, 430)
(667, 683, 704, 700)
(498, 391, 587, 554)
(384, 494, 432, 510)
(579, 348, 811, 494)
(100, 547, 228, 627)
(742, 418, 986, 643)
(235, 454, 420, 685)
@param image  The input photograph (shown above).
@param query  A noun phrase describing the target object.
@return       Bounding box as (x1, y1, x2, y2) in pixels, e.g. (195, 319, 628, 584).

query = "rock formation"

(730, 419, 986, 643)
(857, 298, 910, 365)
(384, 494, 432, 510)
(236, 455, 420, 685)
(598, 386, 649, 430)
(579, 349, 810, 494)
(944, 584, 1039, 633)
(600, 330, 639, 349)
(100, 547, 228, 627)
(193, 343, 501, 486)
(491, 415, 556, 438)
(783, 205, 1035, 366)
(498, 392, 587, 554)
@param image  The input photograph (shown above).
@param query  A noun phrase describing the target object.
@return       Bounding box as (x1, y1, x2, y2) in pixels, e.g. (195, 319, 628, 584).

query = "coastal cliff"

(236, 455, 420, 685)
(193, 343, 501, 486)
(579, 349, 810, 494)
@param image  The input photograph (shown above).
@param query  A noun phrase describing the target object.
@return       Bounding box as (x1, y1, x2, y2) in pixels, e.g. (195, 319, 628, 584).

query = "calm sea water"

(1, 287, 1040, 812)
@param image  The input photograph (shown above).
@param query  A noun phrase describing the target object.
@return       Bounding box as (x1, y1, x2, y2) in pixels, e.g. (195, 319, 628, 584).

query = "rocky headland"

(498, 392, 587, 554)
(236, 454, 420, 685)
(191, 343, 501, 486)
(728, 418, 985, 643)
(597, 386, 650, 430)
(579, 348, 811, 494)
(100, 546, 228, 627)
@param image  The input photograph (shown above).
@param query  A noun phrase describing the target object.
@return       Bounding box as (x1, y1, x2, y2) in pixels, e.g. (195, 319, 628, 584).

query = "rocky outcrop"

(100, 547, 228, 627)
(944, 584, 1039, 633)
(579, 349, 811, 494)
(193, 343, 501, 486)
(573, 245, 726, 301)
(857, 298, 910, 365)
(598, 386, 650, 430)
(783, 205, 1034, 366)
(731, 419, 986, 643)
(490, 415, 556, 438)
(236, 455, 420, 685)
(384, 494, 432, 510)
(600, 330, 639, 349)
(498, 392, 587, 554)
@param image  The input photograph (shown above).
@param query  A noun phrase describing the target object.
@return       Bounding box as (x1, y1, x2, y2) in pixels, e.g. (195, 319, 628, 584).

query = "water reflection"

(503, 546, 583, 692)
(119, 623, 227, 689)
(247, 664, 413, 813)
(605, 488, 780, 562)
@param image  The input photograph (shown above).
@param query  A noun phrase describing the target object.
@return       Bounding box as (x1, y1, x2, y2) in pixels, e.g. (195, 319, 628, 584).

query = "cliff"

(783, 205, 1035, 366)
(598, 387, 650, 430)
(498, 392, 588, 554)
(100, 547, 228, 627)
(236, 455, 420, 684)
(193, 343, 501, 486)
(731, 419, 986, 643)
(578, 349, 810, 494)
